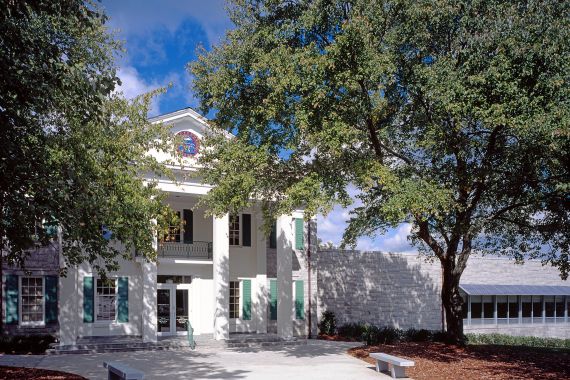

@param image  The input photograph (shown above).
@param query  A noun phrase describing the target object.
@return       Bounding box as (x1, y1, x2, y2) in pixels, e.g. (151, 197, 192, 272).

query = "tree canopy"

(1, 1, 177, 274)
(191, 0, 570, 341)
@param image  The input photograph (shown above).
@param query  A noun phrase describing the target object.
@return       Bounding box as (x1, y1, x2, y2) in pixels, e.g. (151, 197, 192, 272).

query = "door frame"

(157, 283, 192, 336)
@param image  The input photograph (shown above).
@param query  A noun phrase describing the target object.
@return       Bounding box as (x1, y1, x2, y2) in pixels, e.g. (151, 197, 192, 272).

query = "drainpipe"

(307, 220, 312, 339)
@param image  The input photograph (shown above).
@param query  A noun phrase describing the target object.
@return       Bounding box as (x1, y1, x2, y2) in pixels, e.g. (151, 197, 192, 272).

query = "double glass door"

(157, 284, 190, 335)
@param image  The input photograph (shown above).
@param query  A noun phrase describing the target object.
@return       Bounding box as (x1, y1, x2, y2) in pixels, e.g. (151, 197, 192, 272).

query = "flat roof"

(460, 284, 570, 296)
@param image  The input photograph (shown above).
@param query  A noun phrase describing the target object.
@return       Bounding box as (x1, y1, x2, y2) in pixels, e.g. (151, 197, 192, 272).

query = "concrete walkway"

(0, 340, 392, 379)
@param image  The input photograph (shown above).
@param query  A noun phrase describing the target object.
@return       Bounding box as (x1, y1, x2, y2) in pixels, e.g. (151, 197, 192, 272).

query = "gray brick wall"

(2, 243, 60, 336)
(316, 250, 570, 338)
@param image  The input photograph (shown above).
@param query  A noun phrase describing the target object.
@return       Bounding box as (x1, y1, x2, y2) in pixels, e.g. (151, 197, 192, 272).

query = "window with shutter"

(242, 279, 251, 320)
(183, 209, 193, 244)
(295, 280, 305, 320)
(269, 279, 277, 320)
(83, 276, 94, 323)
(242, 214, 251, 247)
(295, 218, 304, 250)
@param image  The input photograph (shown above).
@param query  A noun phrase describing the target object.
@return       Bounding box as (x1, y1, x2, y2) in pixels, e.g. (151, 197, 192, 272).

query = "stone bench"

(369, 353, 414, 379)
(103, 361, 145, 380)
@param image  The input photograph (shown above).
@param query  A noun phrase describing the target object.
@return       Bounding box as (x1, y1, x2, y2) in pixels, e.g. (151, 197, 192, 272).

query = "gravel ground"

(349, 341, 570, 380)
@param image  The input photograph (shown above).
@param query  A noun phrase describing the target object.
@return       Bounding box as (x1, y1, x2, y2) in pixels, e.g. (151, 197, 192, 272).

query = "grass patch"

(466, 333, 570, 349)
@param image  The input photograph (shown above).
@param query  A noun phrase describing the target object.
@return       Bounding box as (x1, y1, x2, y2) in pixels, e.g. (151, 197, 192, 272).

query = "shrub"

(376, 327, 403, 345)
(404, 328, 433, 342)
(318, 310, 337, 335)
(466, 333, 570, 349)
(0, 334, 56, 354)
(338, 322, 366, 340)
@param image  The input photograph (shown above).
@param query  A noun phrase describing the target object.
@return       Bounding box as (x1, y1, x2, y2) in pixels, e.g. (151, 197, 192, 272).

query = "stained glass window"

(176, 131, 200, 157)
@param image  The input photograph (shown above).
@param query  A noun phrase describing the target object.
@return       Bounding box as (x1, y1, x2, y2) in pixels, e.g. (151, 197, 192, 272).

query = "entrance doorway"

(157, 283, 191, 336)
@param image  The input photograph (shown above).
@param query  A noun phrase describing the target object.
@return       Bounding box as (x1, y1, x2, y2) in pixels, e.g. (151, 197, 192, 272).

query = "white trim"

(19, 276, 45, 327)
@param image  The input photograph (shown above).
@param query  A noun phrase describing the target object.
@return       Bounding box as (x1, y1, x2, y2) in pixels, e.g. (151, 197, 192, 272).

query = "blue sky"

(101, 0, 415, 253)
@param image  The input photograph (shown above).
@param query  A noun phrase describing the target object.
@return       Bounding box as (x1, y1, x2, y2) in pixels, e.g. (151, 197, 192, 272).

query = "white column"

(213, 214, 230, 340)
(141, 261, 157, 343)
(58, 228, 78, 346)
(255, 211, 268, 334)
(142, 220, 158, 343)
(58, 263, 78, 346)
(277, 214, 294, 338)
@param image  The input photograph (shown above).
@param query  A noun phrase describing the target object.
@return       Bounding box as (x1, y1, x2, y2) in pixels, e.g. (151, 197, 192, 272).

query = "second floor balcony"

(157, 241, 213, 260)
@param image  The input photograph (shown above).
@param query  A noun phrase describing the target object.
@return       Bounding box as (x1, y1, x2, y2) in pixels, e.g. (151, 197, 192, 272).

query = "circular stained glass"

(176, 131, 200, 157)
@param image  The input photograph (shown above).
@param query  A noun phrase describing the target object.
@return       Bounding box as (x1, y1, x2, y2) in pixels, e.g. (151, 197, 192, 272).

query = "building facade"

(2, 108, 568, 342)
(317, 250, 570, 339)
(2, 108, 319, 345)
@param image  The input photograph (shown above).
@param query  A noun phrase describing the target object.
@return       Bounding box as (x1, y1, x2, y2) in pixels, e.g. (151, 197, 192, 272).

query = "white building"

(53, 108, 317, 346)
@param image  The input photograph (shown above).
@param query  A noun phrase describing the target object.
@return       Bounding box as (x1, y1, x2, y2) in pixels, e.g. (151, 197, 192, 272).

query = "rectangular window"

(555, 296, 565, 323)
(522, 296, 532, 323)
(532, 296, 542, 323)
(229, 281, 240, 319)
(164, 211, 181, 242)
(508, 296, 519, 323)
(229, 214, 240, 246)
(497, 296, 508, 323)
(482, 296, 494, 324)
(20, 277, 44, 325)
(96, 278, 117, 321)
(545, 296, 555, 323)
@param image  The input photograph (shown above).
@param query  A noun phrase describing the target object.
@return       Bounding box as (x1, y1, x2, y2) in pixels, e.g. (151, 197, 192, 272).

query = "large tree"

(1, 2, 177, 274)
(191, 0, 570, 343)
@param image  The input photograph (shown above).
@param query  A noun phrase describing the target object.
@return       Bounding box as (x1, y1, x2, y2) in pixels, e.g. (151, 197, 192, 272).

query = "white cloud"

(116, 66, 154, 99)
(317, 185, 417, 253)
(102, 0, 231, 46)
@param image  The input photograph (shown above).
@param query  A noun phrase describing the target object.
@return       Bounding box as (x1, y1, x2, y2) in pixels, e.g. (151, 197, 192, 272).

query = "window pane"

(555, 296, 565, 320)
(497, 296, 508, 319)
(522, 296, 532, 323)
(471, 295, 482, 320)
(483, 296, 494, 319)
(532, 296, 542, 322)
(229, 281, 240, 319)
(545, 296, 555, 321)
(229, 215, 240, 246)
(20, 277, 44, 324)
(96, 278, 117, 321)
(508, 296, 519, 321)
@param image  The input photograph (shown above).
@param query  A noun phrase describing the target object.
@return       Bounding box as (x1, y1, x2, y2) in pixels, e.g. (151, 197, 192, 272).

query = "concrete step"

(48, 335, 305, 354)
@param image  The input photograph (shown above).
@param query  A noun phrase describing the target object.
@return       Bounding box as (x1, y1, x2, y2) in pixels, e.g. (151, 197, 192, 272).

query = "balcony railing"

(157, 241, 213, 260)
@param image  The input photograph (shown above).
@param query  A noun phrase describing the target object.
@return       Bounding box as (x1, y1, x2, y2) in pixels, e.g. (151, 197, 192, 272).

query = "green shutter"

(295, 280, 305, 320)
(242, 214, 252, 247)
(83, 276, 94, 323)
(5, 275, 18, 325)
(295, 218, 304, 250)
(118, 277, 129, 323)
(183, 209, 193, 244)
(270, 279, 277, 320)
(44, 276, 58, 324)
(269, 222, 277, 249)
(242, 279, 251, 320)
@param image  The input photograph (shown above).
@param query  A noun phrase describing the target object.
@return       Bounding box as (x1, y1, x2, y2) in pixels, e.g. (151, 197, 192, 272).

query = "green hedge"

(0, 334, 55, 354)
(466, 333, 570, 349)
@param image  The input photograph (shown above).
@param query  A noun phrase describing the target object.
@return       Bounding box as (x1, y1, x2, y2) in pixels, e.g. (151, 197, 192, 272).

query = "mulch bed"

(0, 366, 86, 380)
(348, 342, 570, 380)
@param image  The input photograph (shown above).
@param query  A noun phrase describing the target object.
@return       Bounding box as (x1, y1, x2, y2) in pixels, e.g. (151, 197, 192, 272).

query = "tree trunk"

(441, 258, 465, 344)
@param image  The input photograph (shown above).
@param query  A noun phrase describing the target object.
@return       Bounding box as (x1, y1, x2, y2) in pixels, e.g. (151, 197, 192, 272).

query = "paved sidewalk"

(0, 340, 392, 380)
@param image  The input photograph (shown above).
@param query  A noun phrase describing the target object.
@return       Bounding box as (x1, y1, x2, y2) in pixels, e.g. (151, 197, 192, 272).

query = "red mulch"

(0, 366, 86, 380)
(348, 342, 570, 380)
